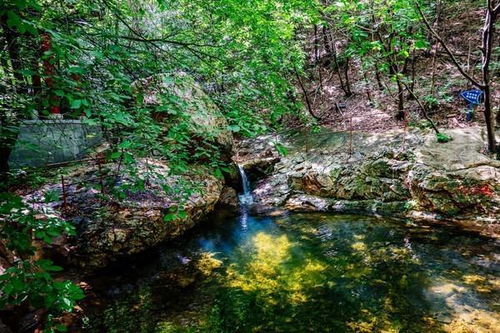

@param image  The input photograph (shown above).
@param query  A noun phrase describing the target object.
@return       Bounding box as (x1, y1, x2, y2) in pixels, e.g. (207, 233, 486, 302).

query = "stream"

(82, 172, 499, 332)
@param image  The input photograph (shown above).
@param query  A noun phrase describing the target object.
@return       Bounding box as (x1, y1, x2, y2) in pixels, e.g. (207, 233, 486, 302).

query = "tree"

(0, 0, 316, 177)
(320, 0, 429, 120)
(416, 0, 499, 153)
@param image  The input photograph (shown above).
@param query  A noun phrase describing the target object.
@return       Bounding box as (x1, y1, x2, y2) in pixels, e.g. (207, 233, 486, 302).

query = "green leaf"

(118, 141, 132, 149)
(163, 213, 177, 222)
(55, 324, 68, 332)
(274, 143, 288, 156)
(6, 11, 22, 30)
(228, 125, 241, 132)
(177, 210, 188, 219)
(70, 99, 82, 109)
(436, 133, 452, 143)
(110, 152, 121, 159)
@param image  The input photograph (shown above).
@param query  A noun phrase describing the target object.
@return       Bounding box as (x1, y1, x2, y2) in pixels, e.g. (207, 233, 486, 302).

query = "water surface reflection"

(84, 212, 499, 333)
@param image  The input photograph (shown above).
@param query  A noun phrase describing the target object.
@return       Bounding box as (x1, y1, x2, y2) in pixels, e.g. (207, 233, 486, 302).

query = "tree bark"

(344, 57, 353, 97)
(0, 15, 22, 176)
(395, 77, 405, 120)
(481, 4, 497, 151)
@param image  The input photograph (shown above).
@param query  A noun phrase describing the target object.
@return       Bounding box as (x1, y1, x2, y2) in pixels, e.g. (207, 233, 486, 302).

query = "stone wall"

(9, 119, 102, 168)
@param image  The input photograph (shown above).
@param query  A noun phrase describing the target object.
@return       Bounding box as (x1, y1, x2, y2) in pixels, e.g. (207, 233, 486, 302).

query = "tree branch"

(100, 0, 221, 62)
(414, 1, 485, 89)
(401, 80, 440, 134)
(117, 35, 220, 48)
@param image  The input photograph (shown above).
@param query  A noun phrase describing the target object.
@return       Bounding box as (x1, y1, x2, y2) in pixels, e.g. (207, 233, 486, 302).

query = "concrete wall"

(9, 119, 102, 168)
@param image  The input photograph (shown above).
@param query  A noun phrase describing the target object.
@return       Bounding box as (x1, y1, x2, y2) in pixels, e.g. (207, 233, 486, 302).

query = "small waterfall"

(238, 165, 253, 205)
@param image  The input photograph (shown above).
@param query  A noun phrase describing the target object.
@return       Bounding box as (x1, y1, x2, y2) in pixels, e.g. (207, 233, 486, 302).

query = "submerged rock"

(236, 127, 499, 235)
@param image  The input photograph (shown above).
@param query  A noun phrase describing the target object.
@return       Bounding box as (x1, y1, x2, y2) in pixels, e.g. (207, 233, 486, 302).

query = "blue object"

(459, 90, 483, 121)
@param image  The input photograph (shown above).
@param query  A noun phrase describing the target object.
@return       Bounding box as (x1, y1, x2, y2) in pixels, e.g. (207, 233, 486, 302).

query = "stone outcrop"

(236, 127, 499, 235)
(24, 160, 225, 269)
(132, 72, 233, 159)
(18, 73, 235, 270)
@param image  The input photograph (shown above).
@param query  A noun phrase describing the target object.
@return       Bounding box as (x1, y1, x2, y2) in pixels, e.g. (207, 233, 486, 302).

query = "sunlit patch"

(352, 241, 367, 251)
(354, 234, 366, 240)
(444, 309, 500, 333)
(427, 282, 466, 296)
(195, 252, 223, 276)
(461, 274, 499, 293)
(346, 318, 376, 333)
(225, 232, 329, 304)
(463, 274, 486, 284)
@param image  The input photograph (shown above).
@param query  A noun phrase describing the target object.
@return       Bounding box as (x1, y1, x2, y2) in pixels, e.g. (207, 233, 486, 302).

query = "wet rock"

(236, 127, 500, 233)
(218, 186, 238, 208)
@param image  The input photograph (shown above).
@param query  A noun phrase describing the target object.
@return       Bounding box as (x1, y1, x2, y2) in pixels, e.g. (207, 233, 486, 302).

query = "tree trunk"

(0, 112, 18, 180)
(41, 33, 61, 115)
(0, 15, 24, 89)
(294, 68, 320, 120)
(374, 66, 383, 90)
(0, 15, 22, 177)
(0, 147, 11, 179)
(430, 45, 438, 96)
(344, 57, 353, 97)
(314, 25, 324, 91)
(322, 26, 331, 54)
(481, 5, 498, 152)
(496, 104, 500, 127)
(332, 43, 351, 96)
(395, 77, 405, 120)
(409, 52, 416, 94)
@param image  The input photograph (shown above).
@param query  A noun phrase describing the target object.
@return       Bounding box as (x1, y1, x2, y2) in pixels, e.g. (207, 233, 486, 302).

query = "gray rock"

(236, 127, 499, 234)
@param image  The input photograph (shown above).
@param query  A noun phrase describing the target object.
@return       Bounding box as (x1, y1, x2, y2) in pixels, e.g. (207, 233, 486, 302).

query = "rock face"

(236, 127, 499, 234)
(75, 162, 224, 269)
(132, 72, 233, 158)
(25, 160, 225, 269)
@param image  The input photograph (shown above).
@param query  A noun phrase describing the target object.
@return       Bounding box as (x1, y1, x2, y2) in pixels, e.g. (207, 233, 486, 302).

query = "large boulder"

(23, 160, 225, 269)
(408, 128, 500, 216)
(132, 72, 233, 158)
(236, 127, 499, 235)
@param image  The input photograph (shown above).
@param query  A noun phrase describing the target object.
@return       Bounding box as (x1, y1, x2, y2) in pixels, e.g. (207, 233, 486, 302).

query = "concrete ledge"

(9, 119, 102, 168)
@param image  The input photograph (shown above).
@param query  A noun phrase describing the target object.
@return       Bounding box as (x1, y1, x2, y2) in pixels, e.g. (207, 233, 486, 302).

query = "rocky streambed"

(235, 127, 499, 236)
(18, 127, 498, 273)
(3, 126, 499, 332)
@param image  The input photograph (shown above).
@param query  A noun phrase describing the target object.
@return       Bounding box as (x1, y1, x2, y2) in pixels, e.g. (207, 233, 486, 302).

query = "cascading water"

(237, 165, 253, 231)
(237, 165, 253, 205)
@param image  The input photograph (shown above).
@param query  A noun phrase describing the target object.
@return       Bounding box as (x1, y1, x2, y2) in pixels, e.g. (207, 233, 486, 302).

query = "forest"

(0, 0, 499, 332)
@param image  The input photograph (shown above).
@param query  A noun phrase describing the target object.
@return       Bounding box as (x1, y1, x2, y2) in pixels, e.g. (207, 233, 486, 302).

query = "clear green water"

(84, 211, 499, 333)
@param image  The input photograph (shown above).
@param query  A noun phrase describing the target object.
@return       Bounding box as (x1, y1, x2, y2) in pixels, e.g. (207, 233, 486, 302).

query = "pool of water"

(83, 209, 499, 332)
